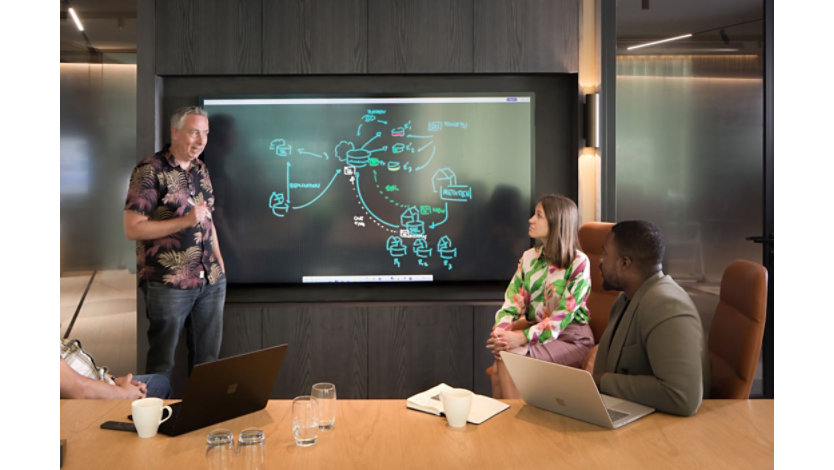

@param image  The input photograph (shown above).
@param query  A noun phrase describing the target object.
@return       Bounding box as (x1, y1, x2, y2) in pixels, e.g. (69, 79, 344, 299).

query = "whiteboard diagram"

(266, 107, 473, 271)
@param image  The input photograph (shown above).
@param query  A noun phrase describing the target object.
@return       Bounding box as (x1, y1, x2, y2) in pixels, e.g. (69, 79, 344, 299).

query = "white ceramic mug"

(131, 397, 173, 438)
(440, 388, 473, 428)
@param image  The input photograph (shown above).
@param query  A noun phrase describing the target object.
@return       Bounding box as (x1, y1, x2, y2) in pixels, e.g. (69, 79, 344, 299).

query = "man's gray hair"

(171, 106, 208, 130)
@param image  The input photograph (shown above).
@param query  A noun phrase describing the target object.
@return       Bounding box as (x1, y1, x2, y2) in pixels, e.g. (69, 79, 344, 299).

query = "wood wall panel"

(155, 0, 262, 75)
(263, 0, 367, 74)
(368, 305, 473, 398)
(473, 303, 501, 396)
(368, 0, 473, 73)
(261, 305, 368, 399)
(143, 301, 497, 398)
(220, 304, 264, 357)
(474, 0, 578, 73)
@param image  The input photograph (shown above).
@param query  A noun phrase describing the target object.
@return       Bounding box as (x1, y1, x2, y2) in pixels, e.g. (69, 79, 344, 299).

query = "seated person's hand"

(487, 328, 529, 358)
(495, 329, 528, 350)
(113, 373, 147, 400)
(486, 328, 506, 357)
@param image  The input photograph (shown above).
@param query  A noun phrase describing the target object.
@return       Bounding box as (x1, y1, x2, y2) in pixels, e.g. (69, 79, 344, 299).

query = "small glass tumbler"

(205, 429, 234, 470)
(311, 382, 337, 430)
(292, 396, 319, 447)
(237, 428, 266, 470)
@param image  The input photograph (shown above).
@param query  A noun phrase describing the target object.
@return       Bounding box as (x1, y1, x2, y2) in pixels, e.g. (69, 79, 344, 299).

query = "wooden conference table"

(60, 399, 773, 469)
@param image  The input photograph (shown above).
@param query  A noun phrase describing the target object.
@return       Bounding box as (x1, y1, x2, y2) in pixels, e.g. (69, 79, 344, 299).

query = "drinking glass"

(205, 429, 234, 470)
(311, 382, 337, 430)
(292, 396, 319, 447)
(237, 428, 266, 470)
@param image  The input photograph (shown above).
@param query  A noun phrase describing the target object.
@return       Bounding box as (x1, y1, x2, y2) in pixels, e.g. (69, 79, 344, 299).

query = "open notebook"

(406, 383, 509, 424)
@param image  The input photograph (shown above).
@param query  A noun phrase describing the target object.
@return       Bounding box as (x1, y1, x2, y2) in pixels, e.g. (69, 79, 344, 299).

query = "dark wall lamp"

(584, 93, 600, 149)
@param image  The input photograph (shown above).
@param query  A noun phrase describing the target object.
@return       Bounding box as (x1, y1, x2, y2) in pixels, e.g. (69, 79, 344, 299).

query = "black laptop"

(153, 344, 288, 436)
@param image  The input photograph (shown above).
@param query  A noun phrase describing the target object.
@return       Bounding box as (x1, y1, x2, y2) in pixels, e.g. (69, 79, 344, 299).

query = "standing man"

(593, 220, 709, 416)
(124, 106, 226, 378)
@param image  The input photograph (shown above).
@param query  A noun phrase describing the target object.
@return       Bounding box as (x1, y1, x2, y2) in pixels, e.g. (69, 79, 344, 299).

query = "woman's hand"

(487, 328, 529, 359)
(486, 329, 506, 358)
(496, 329, 528, 350)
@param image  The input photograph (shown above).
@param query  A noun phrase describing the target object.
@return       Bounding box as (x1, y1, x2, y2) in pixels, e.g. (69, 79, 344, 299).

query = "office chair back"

(577, 222, 617, 374)
(708, 259, 768, 399)
(578, 222, 617, 343)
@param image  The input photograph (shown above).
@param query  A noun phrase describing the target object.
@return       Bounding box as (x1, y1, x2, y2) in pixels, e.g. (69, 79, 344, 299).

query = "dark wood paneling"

(137, 0, 158, 158)
(368, 305, 473, 398)
(473, 303, 500, 396)
(141, 301, 496, 398)
(262, 305, 368, 399)
(474, 0, 578, 73)
(156, 0, 262, 75)
(263, 0, 367, 74)
(368, 0, 473, 73)
(220, 304, 264, 357)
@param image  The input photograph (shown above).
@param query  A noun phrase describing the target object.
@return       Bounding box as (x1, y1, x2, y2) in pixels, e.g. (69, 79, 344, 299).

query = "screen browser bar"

(302, 275, 434, 283)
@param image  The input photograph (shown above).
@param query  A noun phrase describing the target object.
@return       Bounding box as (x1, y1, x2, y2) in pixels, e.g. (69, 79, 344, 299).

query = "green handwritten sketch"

(251, 98, 533, 273)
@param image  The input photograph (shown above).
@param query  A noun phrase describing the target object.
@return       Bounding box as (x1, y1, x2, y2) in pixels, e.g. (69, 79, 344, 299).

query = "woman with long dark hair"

(487, 194, 593, 398)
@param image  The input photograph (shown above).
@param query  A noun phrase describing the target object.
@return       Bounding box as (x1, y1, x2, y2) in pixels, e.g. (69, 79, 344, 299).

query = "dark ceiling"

(617, 0, 763, 54)
(60, 0, 137, 59)
(58, 0, 764, 60)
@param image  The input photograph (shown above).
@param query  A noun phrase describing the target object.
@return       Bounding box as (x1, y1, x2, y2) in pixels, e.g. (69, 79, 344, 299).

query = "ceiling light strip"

(627, 33, 692, 51)
(68, 7, 84, 32)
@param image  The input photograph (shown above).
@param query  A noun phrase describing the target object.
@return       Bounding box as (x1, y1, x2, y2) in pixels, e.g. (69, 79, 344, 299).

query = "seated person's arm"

(598, 312, 705, 416)
(488, 259, 530, 356)
(60, 360, 146, 400)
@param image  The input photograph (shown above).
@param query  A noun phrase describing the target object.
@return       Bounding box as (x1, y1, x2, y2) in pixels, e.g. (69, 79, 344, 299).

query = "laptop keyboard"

(606, 408, 629, 422)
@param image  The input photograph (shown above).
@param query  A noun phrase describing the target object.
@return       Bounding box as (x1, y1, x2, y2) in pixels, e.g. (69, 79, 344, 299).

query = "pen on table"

(187, 198, 212, 220)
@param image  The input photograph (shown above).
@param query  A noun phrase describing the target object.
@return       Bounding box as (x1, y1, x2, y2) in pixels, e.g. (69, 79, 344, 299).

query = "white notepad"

(406, 383, 509, 424)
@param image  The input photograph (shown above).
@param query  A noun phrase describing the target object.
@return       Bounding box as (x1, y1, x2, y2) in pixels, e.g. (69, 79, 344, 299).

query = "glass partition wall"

(615, 14, 766, 396)
(60, 62, 137, 272)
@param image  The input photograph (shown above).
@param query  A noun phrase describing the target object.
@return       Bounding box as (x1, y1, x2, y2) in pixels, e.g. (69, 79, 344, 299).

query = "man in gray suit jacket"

(593, 221, 710, 416)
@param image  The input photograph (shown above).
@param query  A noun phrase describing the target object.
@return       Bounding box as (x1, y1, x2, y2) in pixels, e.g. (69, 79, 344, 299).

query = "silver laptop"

(500, 351, 654, 429)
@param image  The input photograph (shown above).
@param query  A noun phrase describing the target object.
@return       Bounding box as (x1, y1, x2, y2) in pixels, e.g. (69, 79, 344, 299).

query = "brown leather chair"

(708, 259, 768, 399)
(578, 222, 617, 372)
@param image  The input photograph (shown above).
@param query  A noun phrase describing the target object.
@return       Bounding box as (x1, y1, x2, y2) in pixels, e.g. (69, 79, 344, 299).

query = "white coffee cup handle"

(159, 405, 173, 425)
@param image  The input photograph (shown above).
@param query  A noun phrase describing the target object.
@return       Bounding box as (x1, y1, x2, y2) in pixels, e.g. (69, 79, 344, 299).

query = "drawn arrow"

(429, 202, 449, 229)
(355, 171, 398, 228)
(361, 132, 382, 149)
(297, 148, 323, 159)
(292, 169, 341, 210)
(286, 161, 291, 204)
(415, 142, 436, 171)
